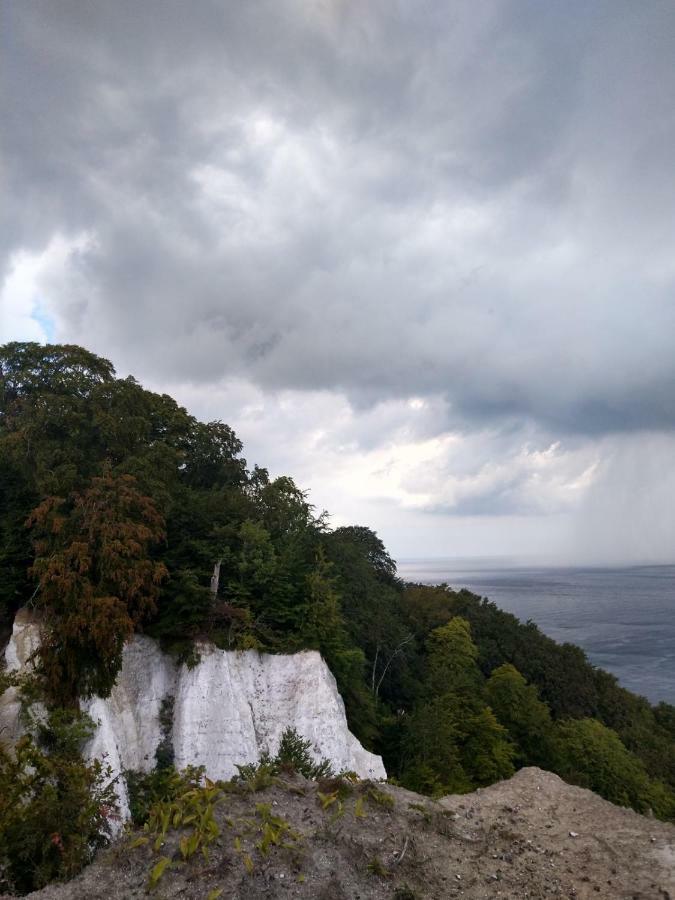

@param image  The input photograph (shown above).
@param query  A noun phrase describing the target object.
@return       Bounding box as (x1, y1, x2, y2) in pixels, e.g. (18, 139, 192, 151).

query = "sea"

(397, 559, 675, 707)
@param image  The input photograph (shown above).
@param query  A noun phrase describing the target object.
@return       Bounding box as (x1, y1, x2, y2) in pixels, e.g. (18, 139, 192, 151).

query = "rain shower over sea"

(397, 559, 675, 706)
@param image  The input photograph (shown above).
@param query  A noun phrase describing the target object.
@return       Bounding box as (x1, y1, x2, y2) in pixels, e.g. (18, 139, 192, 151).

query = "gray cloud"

(3, 1, 675, 551)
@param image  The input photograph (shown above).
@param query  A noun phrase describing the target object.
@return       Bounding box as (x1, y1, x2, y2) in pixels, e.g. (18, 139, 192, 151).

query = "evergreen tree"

(28, 470, 167, 701)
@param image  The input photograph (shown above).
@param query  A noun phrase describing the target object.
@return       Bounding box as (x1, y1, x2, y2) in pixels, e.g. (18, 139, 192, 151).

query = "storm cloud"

(2, 1, 675, 559)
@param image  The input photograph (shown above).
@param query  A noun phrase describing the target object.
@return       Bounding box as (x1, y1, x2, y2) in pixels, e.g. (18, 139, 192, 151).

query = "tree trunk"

(210, 559, 222, 598)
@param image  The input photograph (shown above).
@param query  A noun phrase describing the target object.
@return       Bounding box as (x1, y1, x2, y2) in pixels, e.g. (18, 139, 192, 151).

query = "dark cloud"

(3, 0, 675, 445)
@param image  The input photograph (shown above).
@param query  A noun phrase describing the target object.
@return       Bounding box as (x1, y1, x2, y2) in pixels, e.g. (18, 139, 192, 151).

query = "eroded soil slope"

(6, 768, 674, 900)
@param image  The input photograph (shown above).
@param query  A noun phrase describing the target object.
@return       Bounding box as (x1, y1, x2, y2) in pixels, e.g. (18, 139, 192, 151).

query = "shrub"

(360, 781, 395, 809)
(0, 709, 117, 895)
(235, 727, 333, 787)
(366, 855, 389, 877)
(275, 727, 333, 779)
(126, 766, 205, 827)
(132, 772, 224, 891)
(394, 887, 419, 900)
(234, 756, 279, 793)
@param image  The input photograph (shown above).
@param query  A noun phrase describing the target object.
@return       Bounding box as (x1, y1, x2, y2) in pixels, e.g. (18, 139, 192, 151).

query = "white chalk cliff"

(0, 610, 386, 819)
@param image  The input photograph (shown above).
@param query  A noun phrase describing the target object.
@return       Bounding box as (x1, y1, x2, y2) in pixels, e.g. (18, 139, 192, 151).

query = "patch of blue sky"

(31, 300, 56, 341)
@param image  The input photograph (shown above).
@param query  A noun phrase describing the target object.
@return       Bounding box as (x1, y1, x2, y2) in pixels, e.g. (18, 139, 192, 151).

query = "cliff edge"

(0, 610, 385, 819)
(3, 766, 673, 899)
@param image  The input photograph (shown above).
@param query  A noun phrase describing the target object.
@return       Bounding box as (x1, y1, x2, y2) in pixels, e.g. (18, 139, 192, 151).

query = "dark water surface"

(397, 559, 675, 705)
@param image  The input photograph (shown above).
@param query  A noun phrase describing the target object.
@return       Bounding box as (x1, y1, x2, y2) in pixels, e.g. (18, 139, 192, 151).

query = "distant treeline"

(1, 341, 674, 824)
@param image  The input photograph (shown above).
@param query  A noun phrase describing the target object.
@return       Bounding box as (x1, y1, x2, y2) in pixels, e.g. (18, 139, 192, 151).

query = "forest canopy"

(1, 342, 674, 831)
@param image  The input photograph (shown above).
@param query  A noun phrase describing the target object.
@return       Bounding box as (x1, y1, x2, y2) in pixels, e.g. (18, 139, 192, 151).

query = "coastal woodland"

(1, 342, 674, 892)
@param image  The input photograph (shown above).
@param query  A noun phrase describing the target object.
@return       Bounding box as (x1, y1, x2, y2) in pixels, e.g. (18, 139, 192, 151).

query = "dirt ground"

(4, 767, 674, 900)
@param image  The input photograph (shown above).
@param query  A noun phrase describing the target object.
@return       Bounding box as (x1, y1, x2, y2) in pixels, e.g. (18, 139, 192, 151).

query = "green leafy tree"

(485, 663, 555, 767)
(328, 526, 398, 583)
(462, 705, 516, 785)
(149, 569, 212, 648)
(401, 694, 471, 796)
(401, 582, 457, 636)
(324, 527, 411, 707)
(302, 548, 376, 743)
(229, 520, 279, 609)
(402, 691, 514, 795)
(255, 476, 315, 541)
(302, 548, 345, 653)
(0, 342, 115, 497)
(426, 617, 481, 695)
(554, 718, 675, 818)
(402, 618, 514, 795)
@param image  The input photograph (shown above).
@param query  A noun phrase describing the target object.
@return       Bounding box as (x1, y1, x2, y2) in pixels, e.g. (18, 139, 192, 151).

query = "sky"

(2, 1, 675, 565)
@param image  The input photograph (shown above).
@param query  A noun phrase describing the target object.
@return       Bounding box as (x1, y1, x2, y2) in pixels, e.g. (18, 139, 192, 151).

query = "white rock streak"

(1, 612, 386, 819)
(0, 608, 42, 747)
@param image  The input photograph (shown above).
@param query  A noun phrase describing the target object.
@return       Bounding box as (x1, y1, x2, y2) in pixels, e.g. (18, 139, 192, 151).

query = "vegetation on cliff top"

(1, 341, 674, 890)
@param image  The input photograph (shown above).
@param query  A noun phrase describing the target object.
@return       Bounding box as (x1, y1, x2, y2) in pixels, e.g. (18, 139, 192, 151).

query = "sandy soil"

(4, 767, 673, 900)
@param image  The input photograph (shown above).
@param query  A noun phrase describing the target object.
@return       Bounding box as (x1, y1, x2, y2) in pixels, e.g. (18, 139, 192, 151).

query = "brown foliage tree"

(28, 471, 167, 702)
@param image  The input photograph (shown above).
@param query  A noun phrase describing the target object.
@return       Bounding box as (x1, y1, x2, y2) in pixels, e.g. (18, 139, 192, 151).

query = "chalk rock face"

(0, 608, 43, 747)
(171, 646, 383, 780)
(0, 612, 386, 820)
(82, 638, 177, 818)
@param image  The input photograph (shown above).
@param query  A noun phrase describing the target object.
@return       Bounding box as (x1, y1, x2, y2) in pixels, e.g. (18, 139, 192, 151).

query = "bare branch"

(374, 633, 415, 698)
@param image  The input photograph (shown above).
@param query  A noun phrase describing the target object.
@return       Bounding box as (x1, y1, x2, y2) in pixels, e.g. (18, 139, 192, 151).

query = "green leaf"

(318, 790, 338, 810)
(148, 856, 171, 889)
(187, 831, 201, 857)
(128, 835, 150, 849)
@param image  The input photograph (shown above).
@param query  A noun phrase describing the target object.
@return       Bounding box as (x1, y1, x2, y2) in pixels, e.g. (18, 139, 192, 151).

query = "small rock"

(569, 831, 579, 838)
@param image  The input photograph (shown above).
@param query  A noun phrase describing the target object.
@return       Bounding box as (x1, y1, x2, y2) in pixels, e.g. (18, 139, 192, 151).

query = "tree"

(426, 617, 481, 695)
(401, 617, 515, 795)
(256, 476, 315, 541)
(485, 663, 554, 767)
(300, 548, 376, 741)
(0, 459, 36, 636)
(461, 705, 515, 786)
(324, 526, 411, 709)
(401, 582, 457, 637)
(301, 547, 345, 656)
(180, 420, 246, 490)
(554, 718, 675, 818)
(28, 470, 167, 701)
(402, 691, 515, 795)
(402, 694, 471, 796)
(328, 526, 397, 583)
(0, 342, 115, 497)
(228, 520, 278, 609)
